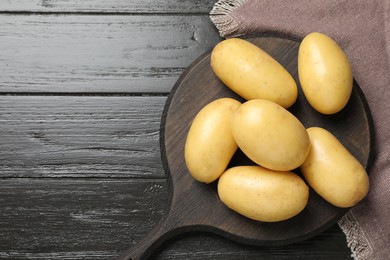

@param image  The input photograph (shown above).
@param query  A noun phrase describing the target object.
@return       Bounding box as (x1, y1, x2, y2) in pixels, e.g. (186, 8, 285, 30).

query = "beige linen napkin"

(210, 1, 390, 259)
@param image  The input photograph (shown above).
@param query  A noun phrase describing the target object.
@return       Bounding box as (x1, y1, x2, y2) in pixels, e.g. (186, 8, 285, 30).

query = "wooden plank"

(0, 178, 168, 259)
(0, 14, 221, 93)
(0, 178, 351, 259)
(0, 0, 216, 14)
(0, 95, 166, 178)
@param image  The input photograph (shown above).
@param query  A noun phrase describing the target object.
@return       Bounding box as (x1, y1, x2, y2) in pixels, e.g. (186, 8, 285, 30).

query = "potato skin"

(211, 38, 297, 108)
(232, 99, 310, 171)
(298, 32, 353, 114)
(300, 127, 370, 208)
(184, 98, 241, 183)
(218, 166, 309, 222)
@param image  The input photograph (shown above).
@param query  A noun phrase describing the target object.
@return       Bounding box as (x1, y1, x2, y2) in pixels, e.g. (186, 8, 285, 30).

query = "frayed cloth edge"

(338, 211, 373, 260)
(210, 0, 247, 37)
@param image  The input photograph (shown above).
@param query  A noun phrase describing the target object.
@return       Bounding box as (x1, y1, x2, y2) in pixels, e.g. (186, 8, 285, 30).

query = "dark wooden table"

(0, 1, 353, 259)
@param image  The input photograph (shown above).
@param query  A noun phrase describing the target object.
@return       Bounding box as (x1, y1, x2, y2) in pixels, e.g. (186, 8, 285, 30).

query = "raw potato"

(218, 166, 309, 222)
(298, 32, 353, 114)
(232, 99, 310, 171)
(211, 38, 298, 108)
(300, 127, 369, 208)
(184, 98, 241, 183)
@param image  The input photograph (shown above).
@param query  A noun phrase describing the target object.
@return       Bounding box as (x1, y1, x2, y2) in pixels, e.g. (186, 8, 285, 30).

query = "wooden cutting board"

(118, 36, 374, 260)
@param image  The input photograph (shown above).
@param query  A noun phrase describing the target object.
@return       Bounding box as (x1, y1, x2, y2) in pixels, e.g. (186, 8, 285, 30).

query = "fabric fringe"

(210, 0, 247, 37)
(338, 211, 372, 260)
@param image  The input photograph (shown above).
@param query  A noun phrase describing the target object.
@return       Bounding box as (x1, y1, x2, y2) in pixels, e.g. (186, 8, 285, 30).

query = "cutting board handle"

(117, 211, 186, 260)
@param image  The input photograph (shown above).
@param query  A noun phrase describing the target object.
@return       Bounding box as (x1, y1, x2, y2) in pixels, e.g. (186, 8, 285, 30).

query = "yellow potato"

(184, 98, 241, 183)
(300, 127, 369, 208)
(232, 99, 310, 171)
(218, 166, 309, 222)
(298, 32, 353, 114)
(211, 38, 297, 108)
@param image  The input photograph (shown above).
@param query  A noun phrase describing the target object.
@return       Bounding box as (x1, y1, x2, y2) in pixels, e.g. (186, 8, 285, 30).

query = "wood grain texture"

(0, 96, 166, 178)
(0, 14, 220, 93)
(0, 0, 215, 14)
(0, 178, 168, 259)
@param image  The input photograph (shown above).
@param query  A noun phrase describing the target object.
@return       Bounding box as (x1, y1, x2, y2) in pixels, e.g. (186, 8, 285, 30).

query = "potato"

(300, 127, 369, 208)
(218, 166, 309, 222)
(298, 32, 353, 114)
(211, 38, 297, 108)
(232, 99, 310, 171)
(184, 98, 241, 183)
